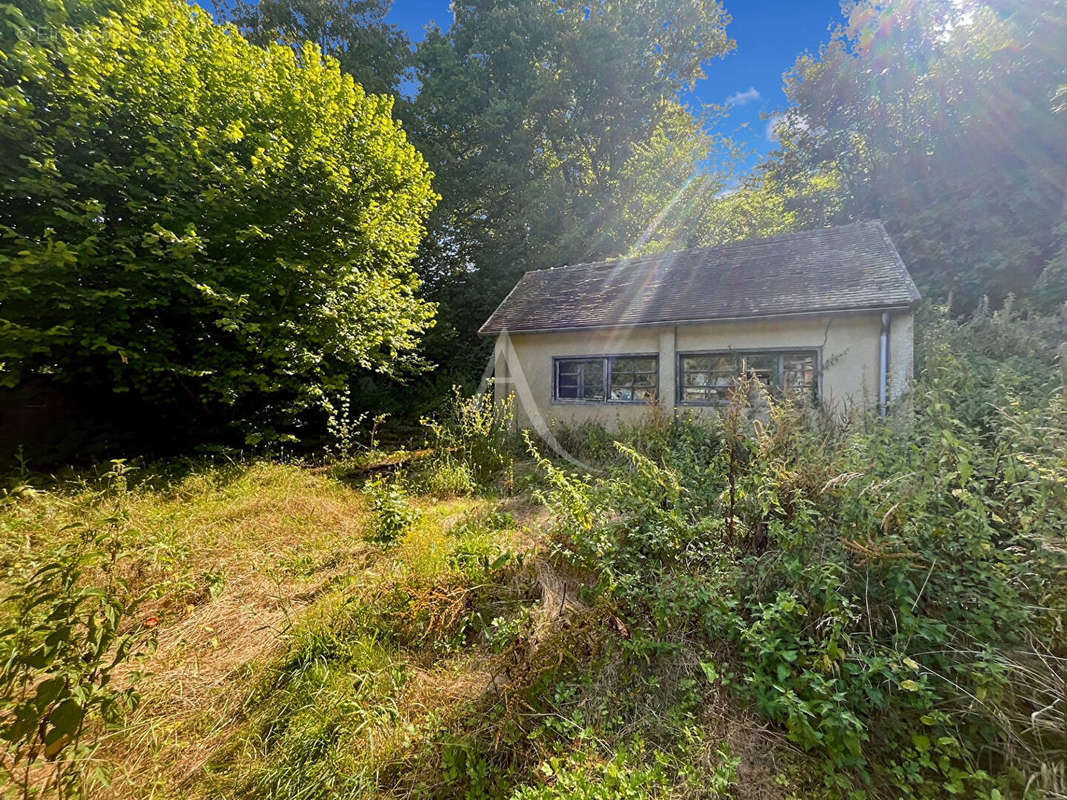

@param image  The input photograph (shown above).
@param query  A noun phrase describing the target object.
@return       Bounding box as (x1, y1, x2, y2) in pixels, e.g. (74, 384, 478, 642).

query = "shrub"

(0, 0, 438, 440)
(363, 475, 420, 544)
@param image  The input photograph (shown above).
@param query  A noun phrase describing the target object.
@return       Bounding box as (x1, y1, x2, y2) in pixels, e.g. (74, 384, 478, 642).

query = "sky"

(384, 0, 846, 171)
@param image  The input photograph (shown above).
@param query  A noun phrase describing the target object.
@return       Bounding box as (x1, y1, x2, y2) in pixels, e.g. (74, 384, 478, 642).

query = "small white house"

(480, 222, 920, 431)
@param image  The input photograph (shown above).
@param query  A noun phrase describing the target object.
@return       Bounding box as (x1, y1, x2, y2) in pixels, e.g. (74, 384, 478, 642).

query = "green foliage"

(422, 385, 516, 489)
(363, 474, 420, 544)
(543, 419, 619, 466)
(417, 458, 477, 498)
(446, 509, 520, 575)
(765, 0, 1066, 309)
(530, 307, 1067, 797)
(0, 0, 438, 438)
(509, 744, 671, 800)
(508, 736, 740, 800)
(0, 500, 155, 797)
(405, 0, 737, 383)
(324, 394, 388, 461)
(224, 0, 412, 95)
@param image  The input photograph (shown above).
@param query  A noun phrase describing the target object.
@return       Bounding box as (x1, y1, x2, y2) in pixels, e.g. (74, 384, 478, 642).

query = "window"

(679, 350, 818, 405)
(555, 358, 605, 402)
(609, 356, 658, 401)
(555, 355, 658, 403)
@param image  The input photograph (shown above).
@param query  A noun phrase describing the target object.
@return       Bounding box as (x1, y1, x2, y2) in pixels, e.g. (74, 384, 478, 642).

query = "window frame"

(676, 347, 821, 407)
(552, 353, 659, 404)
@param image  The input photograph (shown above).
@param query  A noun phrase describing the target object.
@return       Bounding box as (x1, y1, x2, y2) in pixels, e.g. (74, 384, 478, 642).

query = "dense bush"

(530, 304, 1067, 798)
(0, 0, 438, 440)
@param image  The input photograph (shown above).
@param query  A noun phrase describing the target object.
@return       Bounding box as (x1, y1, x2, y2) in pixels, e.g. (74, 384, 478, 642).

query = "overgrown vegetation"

(0, 454, 541, 798)
(526, 304, 1067, 798)
(420, 385, 516, 492)
(0, 0, 1064, 795)
(1, 305, 1063, 799)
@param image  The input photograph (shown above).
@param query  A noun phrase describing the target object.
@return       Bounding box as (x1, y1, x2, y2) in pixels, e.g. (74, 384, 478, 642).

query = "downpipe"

(879, 311, 890, 417)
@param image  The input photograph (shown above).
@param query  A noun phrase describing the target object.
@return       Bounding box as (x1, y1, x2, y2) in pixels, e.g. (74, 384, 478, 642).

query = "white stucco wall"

(493, 309, 914, 432)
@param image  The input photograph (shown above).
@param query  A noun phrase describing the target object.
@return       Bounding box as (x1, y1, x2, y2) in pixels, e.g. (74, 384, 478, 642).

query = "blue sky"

(385, 0, 846, 170)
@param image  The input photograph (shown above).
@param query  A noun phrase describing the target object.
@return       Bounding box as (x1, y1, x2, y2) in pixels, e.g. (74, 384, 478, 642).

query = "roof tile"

(479, 221, 920, 335)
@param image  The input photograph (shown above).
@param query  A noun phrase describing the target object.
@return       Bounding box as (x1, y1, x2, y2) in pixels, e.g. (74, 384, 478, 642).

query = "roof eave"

(477, 273, 531, 338)
(478, 301, 918, 337)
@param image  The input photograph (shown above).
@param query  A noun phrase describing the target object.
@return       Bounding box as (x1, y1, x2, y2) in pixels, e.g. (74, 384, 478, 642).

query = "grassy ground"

(0, 459, 550, 798)
(3, 311, 1064, 800)
(0, 456, 810, 800)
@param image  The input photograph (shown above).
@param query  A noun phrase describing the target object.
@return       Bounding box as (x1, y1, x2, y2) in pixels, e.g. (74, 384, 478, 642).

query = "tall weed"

(421, 384, 515, 490)
(0, 461, 156, 798)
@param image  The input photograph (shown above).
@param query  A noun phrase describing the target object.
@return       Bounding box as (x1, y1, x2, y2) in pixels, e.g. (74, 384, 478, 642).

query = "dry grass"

(0, 460, 537, 799)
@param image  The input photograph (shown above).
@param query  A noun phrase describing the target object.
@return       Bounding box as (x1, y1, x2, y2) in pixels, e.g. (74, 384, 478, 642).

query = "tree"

(402, 0, 736, 377)
(0, 0, 438, 440)
(765, 0, 1067, 309)
(223, 0, 413, 96)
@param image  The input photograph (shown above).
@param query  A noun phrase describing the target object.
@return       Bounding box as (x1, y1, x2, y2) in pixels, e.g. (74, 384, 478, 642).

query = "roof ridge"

(526, 221, 879, 277)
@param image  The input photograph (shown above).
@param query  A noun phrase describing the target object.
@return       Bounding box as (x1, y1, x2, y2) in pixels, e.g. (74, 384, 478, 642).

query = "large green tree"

(224, 0, 413, 96)
(765, 0, 1067, 309)
(402, 0, 736, 376)
(0, 0, 438, 438)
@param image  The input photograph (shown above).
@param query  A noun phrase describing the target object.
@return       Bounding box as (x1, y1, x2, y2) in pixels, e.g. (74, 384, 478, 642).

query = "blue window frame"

(678, 349, 819, 405)
(554, 355, 658, 403)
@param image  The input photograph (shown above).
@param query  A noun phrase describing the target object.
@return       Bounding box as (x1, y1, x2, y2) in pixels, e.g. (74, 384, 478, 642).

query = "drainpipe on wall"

(878, 312, 890, 417)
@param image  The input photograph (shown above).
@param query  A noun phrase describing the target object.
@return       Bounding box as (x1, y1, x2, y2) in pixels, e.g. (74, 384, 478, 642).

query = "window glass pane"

(683, 381, 733, 404)
(682, 354, 733, 375)
(557, 375, 579, 398)
(557, 358, 604, 400)
(740, 353, 776, 385)
(556, 360, 579, 399)
(681, 354, 737, 404)
(679, 351, 818, 405)
(681, 355, 711, 374)
(609, 356, 657, 401)
(581, 360, 605, 400)
(782, 352, 817, 396)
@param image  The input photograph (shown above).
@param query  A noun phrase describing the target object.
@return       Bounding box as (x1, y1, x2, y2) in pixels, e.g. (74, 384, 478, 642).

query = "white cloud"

(725, 86, 761, 106)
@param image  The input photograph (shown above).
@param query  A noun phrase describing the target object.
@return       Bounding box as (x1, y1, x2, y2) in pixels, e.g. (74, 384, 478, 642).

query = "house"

(480, 221, 921, 431)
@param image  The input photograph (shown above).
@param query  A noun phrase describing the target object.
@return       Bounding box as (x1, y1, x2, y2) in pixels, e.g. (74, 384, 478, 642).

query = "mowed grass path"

(0, 461, 542, 799)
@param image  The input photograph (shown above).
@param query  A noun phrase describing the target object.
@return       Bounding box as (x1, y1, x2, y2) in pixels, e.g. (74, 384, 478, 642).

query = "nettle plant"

(0, 461, 157, 798)
(363, 474, 421, 545)
(0, 546, 155, 797)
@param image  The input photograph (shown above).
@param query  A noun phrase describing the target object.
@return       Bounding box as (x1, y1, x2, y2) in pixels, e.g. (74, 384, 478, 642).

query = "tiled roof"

(479, 221, 921, 335)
